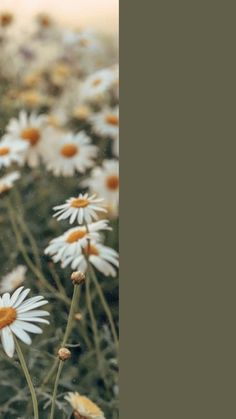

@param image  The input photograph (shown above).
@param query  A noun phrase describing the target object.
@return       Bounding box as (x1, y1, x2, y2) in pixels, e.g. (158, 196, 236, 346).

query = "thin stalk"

(85, 270, 101, 364)
(42, 285, 80, 386)
(89, 264, 119, 349)
(15, 339, 39, 419)
(49, 360, 64, 419)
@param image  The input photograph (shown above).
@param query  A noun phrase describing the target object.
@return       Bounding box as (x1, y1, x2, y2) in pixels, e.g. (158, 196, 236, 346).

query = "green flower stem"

(15, 339, 39, 419)
(85, 268, 101, 363)
(42, 285, 80, 387)
(49, 360, 64, 419)
(89, 264, 119, 349)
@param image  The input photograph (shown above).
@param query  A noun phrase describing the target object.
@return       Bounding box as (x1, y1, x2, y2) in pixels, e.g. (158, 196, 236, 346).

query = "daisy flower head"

(0, 266, 27, 293)
(80, 67, 115, 104)
(63, 240, 119, 278)
(4, 110, 48, 167)
(53, 193, 107, 225)
(65, 392, 105, 419)
(0, 137, 27, 169)
(0, 171, 21, 195)
(0, 287, 49, 358)
(89, 107, 119, 140)
(45, 220, 111, 264)
(83, 160, 119, 216)
(42, 131, 97, 177)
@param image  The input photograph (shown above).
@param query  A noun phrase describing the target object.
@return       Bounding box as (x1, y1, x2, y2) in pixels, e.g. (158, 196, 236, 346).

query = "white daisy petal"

(1, 327, 15, 358)
(10, 324, 32, 345)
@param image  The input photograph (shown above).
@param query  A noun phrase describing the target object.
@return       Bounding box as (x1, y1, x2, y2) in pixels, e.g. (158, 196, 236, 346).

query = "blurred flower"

(22, 72, 42, 89)
(50, 63, 71, 87)
(73, 105, 91, 121)
(0, 266, 27, 293)
(83, 160, 119, 216)
(0, 138, 27, 168)
(42, 131, 97, 177)
(63, 240, 119, 277)
(0, 171, 21, 195)
(19, 90, 46, 109)
(80, 67, 115, 104)
(45, 220, 111, 263)
(0, 12, 13, 28)
(89, 107, 119, 140)
(53, 193, 107, 224)
(4, 111, 47, 168)
(36, 13, 54, 29)
(0, 286, 49, 358)
(65, 392, 105, 419)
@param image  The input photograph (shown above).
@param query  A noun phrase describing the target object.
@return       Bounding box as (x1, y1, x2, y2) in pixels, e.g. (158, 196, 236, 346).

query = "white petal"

(10, 324, 32, 345)
(17, 300, 48, 313)
(13, 288, 30, 308)
(13, 320, 42, 334)
(10, 287, 25, 306)
(1, 327, 15, 358)
(2, 293, 11, 307)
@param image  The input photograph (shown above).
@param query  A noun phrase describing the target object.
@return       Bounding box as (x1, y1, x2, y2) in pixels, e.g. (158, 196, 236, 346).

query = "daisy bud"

(75, 312, 83, 321)
(71, 271, 86, 285)
(58, 347, 71, 361)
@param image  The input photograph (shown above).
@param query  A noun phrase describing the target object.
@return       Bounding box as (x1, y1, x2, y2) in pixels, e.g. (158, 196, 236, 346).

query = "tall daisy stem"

(42, 285, 80, 387)
(89, 264, 119, 349)
(15, 339, 39, 419)
(49, 360, 63, 419)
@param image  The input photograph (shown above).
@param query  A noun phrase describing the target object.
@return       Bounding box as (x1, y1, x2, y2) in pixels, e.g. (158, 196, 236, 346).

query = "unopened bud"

(58, 347, 71, 361)
(71, 271, 86, 285)
(75, 312, 83, 321)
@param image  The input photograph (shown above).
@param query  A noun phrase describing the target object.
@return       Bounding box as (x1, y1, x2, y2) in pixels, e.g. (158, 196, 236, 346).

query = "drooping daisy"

(89, 107, 119, 141)
(53, 193, 107, 225)
(45, 220, 111, 263)
(4, 110, 47, 167)
(0, 171, 21, 195)
(0, 287, 49, 358)
(80, 68, 115, 104)
(82, 160, 119, 215)
(62, 240, 119, 277)
(42, 131, 97, 177)
(65, 392, 105, 419)
(0, 266, 27, 293)
(0, 138, 27, 168)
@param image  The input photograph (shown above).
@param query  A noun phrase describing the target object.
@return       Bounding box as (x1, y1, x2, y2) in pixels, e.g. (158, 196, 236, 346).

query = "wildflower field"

(0, 12, 119, 419)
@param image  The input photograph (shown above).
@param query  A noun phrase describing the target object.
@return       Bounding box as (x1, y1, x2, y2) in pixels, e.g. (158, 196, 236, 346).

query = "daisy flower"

(4, 110, 47, 168)
(0, 171, 21, 195)
(80, 67, 115, 104)
(89, 107, 119, 141)
(0, 266, 27, 293)
(53, 193, 107, 225)
(62, 240, 119, 277)
(65, 392, 105, 419)
(42, 131, 97, 177)
(0, 138, 27, 168)
(0, 287, 49, 358)
(83, 160, 119, 215)
(45, 220, 111, 263)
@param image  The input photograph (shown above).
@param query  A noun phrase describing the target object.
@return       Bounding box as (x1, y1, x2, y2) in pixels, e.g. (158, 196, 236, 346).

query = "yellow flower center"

(71, 198, 89, 208)
(0, 307, 17, 329)
(66, 229, 87, 243)
(60, 144, 78, 158)
(21, 128, 40, 146)
(92, 78, 102, 86)
(105, 114, 119, 126)
(106, 175, 119, 190)
(0, 146, 10, 156)
(84, 244, 99, 256)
